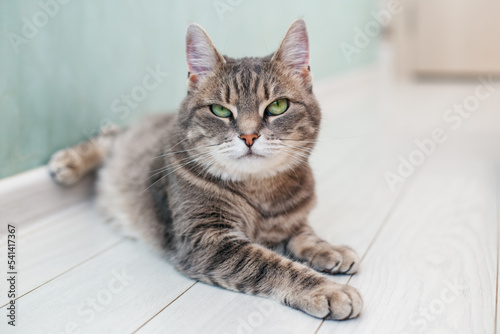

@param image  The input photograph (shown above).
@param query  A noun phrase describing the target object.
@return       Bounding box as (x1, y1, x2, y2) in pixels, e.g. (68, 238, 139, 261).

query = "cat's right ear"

(272, 19, 310, 78)
(185, 23, 225, 88)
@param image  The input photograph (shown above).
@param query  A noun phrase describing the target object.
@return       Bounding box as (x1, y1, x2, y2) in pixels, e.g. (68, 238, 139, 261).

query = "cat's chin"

(236, 152, 266, 160)
(205, 155, 298, 182)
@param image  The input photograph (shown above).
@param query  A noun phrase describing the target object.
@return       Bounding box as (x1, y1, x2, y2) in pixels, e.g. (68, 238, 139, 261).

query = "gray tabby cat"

(49, 19, 362, 320)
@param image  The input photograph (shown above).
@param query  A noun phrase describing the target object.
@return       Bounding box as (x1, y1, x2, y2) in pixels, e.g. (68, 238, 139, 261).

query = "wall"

(0, 0, 377, 178)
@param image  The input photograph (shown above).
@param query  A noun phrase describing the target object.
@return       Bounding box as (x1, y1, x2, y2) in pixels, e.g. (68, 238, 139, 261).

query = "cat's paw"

(296, 283, 362, 320)
(48, 149, 83, 185)
(307, 244, 360, 275)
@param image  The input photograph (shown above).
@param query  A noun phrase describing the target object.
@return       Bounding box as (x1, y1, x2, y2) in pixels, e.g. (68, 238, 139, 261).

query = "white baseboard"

(0, 166, 95, 234)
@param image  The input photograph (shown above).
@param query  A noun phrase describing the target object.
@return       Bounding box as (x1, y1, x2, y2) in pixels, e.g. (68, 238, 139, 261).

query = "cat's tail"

(48, 125, 121, 186)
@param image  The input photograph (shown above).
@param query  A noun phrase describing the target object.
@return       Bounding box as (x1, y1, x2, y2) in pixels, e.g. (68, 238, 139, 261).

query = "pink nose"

(240, 133, 259, 147)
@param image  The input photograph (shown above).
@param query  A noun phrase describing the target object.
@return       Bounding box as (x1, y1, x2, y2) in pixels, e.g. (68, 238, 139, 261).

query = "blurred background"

(1, 0, 499, 178)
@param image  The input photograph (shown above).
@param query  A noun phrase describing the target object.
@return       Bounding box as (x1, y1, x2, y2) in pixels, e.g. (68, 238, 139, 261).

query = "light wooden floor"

(1, 65, 500, 334)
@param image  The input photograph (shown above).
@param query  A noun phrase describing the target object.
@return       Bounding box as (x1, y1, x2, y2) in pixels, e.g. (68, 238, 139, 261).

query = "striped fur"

(49, 19, 362, 320)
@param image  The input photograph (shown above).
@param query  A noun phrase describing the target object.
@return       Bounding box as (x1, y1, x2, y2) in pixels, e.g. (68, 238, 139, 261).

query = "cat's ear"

(272, 19, 310, 76)
(186, 23, 225, 86)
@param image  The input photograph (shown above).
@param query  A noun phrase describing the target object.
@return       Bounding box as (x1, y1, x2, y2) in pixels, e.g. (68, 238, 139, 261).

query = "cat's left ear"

(186, 23, 225, 87)
(272, 19, 310, 77)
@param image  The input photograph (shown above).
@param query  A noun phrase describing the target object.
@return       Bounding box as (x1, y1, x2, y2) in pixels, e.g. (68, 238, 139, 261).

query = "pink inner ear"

(275, 20, 310, 72)
(285, 30, 309, 69)
(185, 25, 223, 79)
(186, 43, 213, 75)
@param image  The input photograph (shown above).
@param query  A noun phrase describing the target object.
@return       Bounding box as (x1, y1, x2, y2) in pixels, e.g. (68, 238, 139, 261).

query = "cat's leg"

(176, 231, 362, 320)
(286, 225, 360, 275)
(48, 126, 120, 185)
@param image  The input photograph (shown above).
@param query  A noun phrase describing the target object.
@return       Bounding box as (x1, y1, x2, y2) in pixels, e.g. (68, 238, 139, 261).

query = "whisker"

(195, 160, 216, 179)
(280, 147, 311, 160)
(146, 147, 232, 181)
(149, 149, 219, 174)
(147, 151, 214, 179)
(278, 151, 303, 182)
(281, 144, 315, 153)
(142, 154, 215, 193)
(161, 137, 189, 154)
(281, 147, 315, 157)
(279, 139, 318, 142)
(280, 134, 364, 142)
(154, 143, 223, 159)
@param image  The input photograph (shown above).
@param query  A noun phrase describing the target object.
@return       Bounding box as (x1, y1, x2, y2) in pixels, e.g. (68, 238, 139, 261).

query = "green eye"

(266, 98, 289, 116)
(210, 104, 232, 118)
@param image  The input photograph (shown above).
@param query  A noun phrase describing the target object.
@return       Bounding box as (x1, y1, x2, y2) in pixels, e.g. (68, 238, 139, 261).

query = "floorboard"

(318, 160, 498, 334)
(0, 201, 122, 307)
(0, 240, 195, 333)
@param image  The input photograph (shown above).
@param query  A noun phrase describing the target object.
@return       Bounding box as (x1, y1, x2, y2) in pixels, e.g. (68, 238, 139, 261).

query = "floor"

(1, 62, 500, 334)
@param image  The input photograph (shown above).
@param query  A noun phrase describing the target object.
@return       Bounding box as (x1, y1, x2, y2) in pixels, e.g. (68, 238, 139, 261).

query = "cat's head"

(177, 19, 321, 181)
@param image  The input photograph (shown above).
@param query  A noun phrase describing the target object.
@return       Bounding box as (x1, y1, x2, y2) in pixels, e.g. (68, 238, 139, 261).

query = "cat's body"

(49, 20, 363, 320)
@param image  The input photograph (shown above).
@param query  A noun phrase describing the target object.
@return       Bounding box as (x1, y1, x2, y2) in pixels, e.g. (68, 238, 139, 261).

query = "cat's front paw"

(294, 283, 362, 320)
(48, 149, 83, 185)
(308, 244, 360, 275)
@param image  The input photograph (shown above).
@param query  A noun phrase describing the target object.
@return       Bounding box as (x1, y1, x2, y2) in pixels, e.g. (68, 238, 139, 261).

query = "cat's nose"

(240, 133, 260, 147)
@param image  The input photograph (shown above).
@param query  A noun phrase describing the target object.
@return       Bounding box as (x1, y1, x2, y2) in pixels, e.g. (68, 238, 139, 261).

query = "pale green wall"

(0, 0, 377, 178)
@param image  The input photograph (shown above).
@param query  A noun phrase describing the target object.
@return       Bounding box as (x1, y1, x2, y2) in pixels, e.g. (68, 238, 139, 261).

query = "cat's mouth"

(238, 151, 265, 159)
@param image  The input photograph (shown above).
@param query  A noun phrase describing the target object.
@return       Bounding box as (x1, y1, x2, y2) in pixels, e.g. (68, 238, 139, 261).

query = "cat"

(48, 19, 362, 320)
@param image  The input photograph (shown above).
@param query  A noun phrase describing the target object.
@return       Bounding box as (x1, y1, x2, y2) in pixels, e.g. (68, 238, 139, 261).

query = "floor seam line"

(0, 237, 125, 309)
(0, 201, 94, 243)
(313, 319, 325, 334)
(314, 162, 420, 333)
(132, 281, 198, 333)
